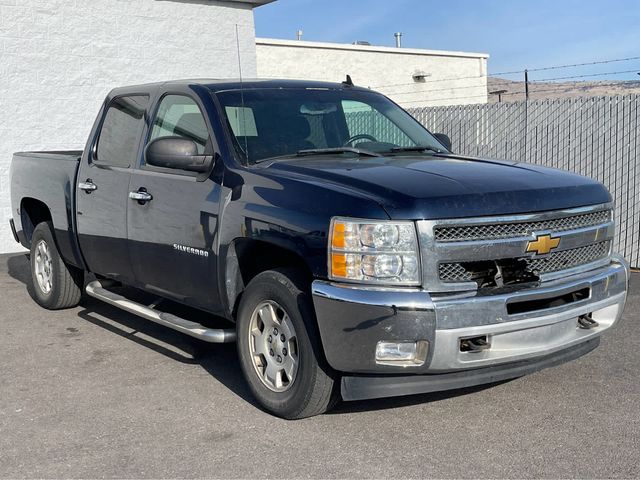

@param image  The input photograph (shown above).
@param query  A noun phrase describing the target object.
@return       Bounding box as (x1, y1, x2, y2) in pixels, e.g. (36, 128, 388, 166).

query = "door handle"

(129, 188, 153, 204)
(78, 179, 97, 193)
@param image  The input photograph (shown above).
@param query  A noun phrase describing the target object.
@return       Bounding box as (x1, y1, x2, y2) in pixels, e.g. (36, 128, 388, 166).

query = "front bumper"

(341, 337, 600, 401)
(312, 256, 629, 396)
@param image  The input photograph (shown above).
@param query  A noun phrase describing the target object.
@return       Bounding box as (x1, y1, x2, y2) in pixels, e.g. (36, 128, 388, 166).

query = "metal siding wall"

(408, 96, 640, 268)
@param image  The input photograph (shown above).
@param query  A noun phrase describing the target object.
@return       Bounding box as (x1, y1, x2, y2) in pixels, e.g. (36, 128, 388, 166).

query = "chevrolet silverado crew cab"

(9, 79, 629, 419)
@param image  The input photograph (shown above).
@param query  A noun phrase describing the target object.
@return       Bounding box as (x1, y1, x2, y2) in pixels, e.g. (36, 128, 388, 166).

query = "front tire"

(236, 269, 338, 419)
(29, 222, 83, 309)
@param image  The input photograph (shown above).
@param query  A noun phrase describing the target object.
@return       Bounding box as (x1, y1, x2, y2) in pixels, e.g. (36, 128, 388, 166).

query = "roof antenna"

(342, 74, 354, 87)
(235, 24, 249, 162)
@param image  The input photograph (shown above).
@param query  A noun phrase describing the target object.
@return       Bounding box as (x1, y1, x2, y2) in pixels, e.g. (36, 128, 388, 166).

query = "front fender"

(216, 165, 389, 318)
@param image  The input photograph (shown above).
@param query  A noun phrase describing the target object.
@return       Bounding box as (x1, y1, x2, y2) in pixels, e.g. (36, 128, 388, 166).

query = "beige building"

(256, 38, 489, 108)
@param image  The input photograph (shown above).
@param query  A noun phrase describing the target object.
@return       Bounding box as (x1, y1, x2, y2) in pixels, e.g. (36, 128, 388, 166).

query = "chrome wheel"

(34, 239, 53, 294)
(248, 300, 299, 392)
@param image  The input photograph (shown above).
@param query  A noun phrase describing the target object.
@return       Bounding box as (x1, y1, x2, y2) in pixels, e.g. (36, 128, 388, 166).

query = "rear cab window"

(96, 95, 149, 167)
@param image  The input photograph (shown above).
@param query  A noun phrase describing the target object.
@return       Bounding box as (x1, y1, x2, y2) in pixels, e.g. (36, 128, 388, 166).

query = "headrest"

(283, 115, 311, 141)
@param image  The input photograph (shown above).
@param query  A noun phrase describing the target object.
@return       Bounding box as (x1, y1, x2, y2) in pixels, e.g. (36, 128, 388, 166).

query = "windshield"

(215, 88, 446, 164)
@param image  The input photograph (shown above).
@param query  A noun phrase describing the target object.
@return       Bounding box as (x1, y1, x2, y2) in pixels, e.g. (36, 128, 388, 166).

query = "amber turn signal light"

(330, 253, 347, 278)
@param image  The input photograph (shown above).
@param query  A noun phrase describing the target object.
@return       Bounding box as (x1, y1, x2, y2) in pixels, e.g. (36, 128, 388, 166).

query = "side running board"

(85, 280, 236, 343)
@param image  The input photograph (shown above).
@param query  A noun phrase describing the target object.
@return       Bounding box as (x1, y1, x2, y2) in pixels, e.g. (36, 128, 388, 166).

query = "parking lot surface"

(1, 253, 638, 478)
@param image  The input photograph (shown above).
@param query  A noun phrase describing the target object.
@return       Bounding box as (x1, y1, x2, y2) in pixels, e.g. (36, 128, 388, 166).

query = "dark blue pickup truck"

(9, 79, 629, 418)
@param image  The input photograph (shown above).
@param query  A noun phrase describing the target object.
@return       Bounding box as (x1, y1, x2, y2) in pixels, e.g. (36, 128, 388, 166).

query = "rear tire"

(236, 269, 338, 419)
(29, 222, 83, 309)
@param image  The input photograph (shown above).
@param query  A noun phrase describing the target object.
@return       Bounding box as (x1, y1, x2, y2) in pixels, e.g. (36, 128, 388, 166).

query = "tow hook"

(460, 336, 491, 353)
(578, 314, 599, 329)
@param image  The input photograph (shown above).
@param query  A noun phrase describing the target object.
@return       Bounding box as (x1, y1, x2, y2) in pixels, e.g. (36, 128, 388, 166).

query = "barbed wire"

(395, 80, 640, 106)
(379, 68, 640, 97)
(370, 55, 640, 90)
(257, 55, 640, 90)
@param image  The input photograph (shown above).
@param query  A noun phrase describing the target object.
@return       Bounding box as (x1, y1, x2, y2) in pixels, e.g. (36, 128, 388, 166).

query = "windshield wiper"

(296, 147, 381, 157)
(254, 147, 381, 164)
(389, 146, 445, 154)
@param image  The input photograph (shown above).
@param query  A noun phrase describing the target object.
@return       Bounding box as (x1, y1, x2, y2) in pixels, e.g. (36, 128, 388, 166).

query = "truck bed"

(13, 150, 83, 162)
(10, 150, 85, 268)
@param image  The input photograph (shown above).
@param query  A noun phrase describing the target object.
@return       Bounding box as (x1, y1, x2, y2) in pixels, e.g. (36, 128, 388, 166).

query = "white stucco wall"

(0, 0, 259, 253)
(256, 38, 489, 109)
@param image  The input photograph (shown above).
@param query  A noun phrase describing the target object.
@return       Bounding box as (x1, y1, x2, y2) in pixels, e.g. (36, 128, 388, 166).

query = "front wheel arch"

(223, 239, 314, 320)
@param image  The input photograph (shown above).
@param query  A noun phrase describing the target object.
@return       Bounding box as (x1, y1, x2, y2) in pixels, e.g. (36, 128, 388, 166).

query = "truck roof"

(109, 79, 370, 96)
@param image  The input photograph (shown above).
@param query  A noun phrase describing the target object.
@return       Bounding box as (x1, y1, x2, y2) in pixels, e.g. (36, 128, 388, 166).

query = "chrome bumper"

(312, 256, 629, 375)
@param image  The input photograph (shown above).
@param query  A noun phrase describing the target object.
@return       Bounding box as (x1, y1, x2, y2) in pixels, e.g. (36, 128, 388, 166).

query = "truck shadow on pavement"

(7, 254, 257, 407)
(328, 382, 500, 415)
(7, 253, 506, 416)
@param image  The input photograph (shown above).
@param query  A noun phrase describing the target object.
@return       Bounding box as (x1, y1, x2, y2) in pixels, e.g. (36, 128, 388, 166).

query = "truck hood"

(265, 154, 611, 219)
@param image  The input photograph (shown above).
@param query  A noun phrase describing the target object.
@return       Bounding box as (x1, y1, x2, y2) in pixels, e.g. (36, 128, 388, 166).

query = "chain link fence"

(406, 96, 639, 268)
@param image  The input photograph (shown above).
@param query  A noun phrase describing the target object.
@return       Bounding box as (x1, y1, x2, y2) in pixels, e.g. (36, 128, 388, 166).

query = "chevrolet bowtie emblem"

(527, 234, 560, 256)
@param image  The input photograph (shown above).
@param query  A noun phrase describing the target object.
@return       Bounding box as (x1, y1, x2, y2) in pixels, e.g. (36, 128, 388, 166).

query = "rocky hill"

(487, 76, 640, 102)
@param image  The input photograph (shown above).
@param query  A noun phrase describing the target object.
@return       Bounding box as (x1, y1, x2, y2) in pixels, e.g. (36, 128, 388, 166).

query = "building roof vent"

(394, 32, 403, 48)
(413, 70, 431, 82)
(352, 41, 372, 46)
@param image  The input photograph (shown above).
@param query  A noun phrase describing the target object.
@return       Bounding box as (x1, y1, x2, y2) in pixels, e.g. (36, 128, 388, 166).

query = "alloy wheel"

(34, 239, 53, 294)
(248, 300, 299, 392)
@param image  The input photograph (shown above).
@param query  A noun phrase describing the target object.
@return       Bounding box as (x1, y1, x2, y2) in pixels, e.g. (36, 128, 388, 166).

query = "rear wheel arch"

(20, 198, 53, 247)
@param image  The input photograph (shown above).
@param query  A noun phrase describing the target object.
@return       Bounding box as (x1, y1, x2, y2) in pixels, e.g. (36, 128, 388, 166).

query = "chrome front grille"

(527, 241, 611, 274)
(434, 209, 611, 242)
(439, 241, 612, 283)
(417, 204, 615, 293)
(439, 262, 474, 282)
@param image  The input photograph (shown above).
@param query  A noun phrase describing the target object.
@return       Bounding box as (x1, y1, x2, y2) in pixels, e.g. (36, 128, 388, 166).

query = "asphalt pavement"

(1, 253, 638, 478)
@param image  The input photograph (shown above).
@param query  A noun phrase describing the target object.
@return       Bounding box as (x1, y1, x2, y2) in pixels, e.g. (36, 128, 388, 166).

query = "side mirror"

(145, 136, 213, 173)
(434, 133, 452, 152)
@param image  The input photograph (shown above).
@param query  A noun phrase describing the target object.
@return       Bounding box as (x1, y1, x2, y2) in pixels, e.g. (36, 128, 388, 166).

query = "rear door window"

(96, 95, 149, 167)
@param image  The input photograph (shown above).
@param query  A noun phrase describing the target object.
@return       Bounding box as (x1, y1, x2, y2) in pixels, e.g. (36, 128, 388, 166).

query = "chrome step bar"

(85, 280, 236, 343)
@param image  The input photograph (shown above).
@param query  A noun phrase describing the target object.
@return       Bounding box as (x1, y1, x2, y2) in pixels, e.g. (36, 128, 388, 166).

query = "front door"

(127, 93, 223, 311)
(76, 95, 149, 281)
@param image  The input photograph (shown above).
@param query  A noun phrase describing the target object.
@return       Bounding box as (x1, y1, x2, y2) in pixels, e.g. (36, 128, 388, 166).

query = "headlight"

(329, 218, 421, 285)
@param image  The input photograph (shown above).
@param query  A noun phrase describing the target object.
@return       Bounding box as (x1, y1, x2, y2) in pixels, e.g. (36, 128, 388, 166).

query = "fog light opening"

(375, 340, 428, 366)
(460, 335, 491, 353)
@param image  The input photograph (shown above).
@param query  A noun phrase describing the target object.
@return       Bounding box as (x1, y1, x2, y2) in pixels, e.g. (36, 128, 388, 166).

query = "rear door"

(126, 92, 223, 311)
(76, 95, 149, 281)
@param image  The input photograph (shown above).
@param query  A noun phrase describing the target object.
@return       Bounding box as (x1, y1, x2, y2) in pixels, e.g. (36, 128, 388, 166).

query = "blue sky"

(254, 0, 640, 82)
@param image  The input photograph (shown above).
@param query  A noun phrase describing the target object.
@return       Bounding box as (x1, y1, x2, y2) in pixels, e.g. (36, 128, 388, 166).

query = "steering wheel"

(343, 133, 378, 147)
